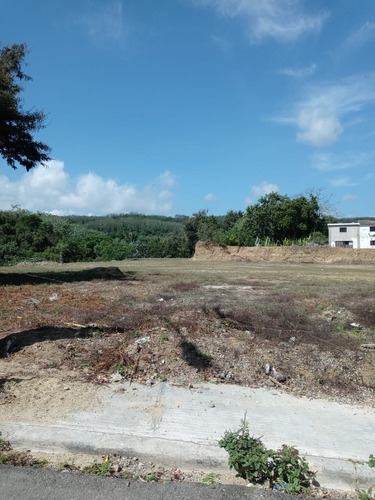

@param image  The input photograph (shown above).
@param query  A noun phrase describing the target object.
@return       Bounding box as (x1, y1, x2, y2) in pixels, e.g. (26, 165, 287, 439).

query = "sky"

(1, 0, 375, 218)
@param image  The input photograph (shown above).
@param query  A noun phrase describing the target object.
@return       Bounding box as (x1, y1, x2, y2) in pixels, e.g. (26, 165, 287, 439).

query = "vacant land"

(0, 258, 374, 424)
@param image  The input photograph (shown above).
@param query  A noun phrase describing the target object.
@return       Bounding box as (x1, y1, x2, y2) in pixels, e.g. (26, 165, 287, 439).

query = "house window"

(370, 241, 375, 246)
(370, 226, 375, 232)
(339, 227, 347, 233)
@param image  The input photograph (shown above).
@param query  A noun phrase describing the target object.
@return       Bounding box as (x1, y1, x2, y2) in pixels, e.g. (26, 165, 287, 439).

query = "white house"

(328, 221, 375, 249)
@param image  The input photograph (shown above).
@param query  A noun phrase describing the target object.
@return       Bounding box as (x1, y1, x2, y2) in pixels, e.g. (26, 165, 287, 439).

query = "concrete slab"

(2, 382, 375, 491)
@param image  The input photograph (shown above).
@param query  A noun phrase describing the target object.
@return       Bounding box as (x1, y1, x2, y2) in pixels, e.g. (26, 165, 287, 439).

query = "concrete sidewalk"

(2, 382, 375, 492)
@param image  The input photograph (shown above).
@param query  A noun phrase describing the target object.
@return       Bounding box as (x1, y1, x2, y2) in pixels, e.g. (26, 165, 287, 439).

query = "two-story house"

(328, 221, 375, 249)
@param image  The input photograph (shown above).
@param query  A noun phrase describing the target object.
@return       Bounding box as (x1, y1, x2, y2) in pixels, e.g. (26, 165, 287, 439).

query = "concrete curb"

(2, 382, 375, 492)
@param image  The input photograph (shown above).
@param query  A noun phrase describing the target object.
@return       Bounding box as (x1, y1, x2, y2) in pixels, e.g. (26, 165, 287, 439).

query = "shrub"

(219, 416, 313, 494)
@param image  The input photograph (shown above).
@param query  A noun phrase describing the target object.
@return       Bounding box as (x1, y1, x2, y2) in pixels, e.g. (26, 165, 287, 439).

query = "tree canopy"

(0, 43, 51, 170)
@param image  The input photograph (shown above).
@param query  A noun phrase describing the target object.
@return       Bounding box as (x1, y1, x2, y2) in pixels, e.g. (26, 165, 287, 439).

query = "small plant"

(0, 437, 47, 467)
(111, 362, 132, 376)
(83, 460, 112, 476)
(143, 471, 159, 482)
(202, 472, 221, 486)
(369, 454, 375, 468)
(219, 415, 313, 494)
(160, 332, 169, 342)
(357, 487, 374, 500)
(0, 438, 12, 452)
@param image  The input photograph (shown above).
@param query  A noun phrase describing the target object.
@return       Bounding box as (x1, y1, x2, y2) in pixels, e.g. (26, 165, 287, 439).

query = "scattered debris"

(361, 343, 375, 349)
(272, 367, 286, 383)
(264, 364, 286, 384)
(110, 373, 123, 383)
(135, 336, 150, 346)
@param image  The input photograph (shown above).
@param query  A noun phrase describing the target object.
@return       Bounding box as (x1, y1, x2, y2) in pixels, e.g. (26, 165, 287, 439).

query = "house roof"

(328, 221, 375, 227)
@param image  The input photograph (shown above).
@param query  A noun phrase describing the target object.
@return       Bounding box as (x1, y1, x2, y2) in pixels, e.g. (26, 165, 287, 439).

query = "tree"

(0, 43, 51, 170)
(241, 192, 324, 244)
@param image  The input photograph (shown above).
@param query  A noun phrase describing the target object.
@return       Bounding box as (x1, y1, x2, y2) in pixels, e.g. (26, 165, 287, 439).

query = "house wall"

(328, 223, 375, 249)
(328, 225, 359, 248)
(359, 226, 375, 249)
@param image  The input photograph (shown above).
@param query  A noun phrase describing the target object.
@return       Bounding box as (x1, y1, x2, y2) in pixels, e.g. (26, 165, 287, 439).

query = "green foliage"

(219, 416, 313, 494)
(143, 471, 159, 482)
(0, 190, 332, 264)
(202, 472, 221, 485)
(111, 362, 132, 376)
(0, 43, 51, 170)
(369, 454, 375, 467)
(242, 192, 326, 244)
(83, 460, 112, 476)
(357, 487, 374, 500)
(0, 436, 47, 467)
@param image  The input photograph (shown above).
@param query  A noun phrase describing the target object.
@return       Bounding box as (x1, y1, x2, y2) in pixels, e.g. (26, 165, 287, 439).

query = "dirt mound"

(193, 242, 375, 264)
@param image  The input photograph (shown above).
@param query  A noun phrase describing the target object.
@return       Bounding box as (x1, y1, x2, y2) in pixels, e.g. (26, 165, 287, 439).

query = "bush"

(219, 416, 313, 494)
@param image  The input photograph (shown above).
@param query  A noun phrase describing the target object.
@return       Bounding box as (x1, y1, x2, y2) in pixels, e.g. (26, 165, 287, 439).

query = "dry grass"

(0, 259, 374, 406)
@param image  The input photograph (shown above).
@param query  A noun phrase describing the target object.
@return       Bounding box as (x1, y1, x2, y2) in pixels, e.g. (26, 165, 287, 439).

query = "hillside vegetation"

(0, 193, 338, 265)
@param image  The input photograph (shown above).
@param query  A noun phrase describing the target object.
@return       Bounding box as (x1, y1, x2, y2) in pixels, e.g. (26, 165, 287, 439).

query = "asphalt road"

(0, 465, 326, 500)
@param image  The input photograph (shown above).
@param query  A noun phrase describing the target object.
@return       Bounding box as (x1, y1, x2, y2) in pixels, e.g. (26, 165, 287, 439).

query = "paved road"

(0, 465, 339, 500)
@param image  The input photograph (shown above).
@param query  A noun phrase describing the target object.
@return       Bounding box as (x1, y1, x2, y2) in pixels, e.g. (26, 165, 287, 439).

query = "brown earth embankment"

(193, 241, 375, 264)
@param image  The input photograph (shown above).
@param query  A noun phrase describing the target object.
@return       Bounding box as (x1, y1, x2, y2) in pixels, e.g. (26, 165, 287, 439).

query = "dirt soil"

(194, 241, 375, 264)
(0, 258, 374, 496)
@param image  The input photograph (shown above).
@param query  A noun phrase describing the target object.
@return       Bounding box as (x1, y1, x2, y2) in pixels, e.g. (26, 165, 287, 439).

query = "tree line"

(0, 193, 334, 265)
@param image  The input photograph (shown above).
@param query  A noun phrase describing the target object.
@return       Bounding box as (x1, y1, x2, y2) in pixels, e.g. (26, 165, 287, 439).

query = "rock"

(135, 336, 150, 346)
(110, 373, 123, 382)
(272, 367, 286, 383)
(361, 343, 375, 349)
(208, 401, 215, 408)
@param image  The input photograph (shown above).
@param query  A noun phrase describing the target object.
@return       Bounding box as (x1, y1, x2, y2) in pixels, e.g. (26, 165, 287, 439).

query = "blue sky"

(1, 0, 375, 217)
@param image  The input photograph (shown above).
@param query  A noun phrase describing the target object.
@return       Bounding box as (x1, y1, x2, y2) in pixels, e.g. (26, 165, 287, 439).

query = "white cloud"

(280, 63, 316, 78)
(340, 194, 358, 202)
(158, 170, 176, 188)
(330, 176, 357, 187)
(277, 73, 375, 147)
(344, 21, 375, 50)
(194, 0, 328, 43)
(0, 161, 175, 215)
(204, 193, 217, 201)
(310, 152, 371, 172)
(244, 181, 279, 205)
(297, 108, 342, 147)
(81, 1, 126, 45)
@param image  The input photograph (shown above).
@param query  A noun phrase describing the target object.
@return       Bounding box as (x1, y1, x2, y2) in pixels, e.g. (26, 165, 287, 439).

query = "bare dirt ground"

(0, 256, 374, 496)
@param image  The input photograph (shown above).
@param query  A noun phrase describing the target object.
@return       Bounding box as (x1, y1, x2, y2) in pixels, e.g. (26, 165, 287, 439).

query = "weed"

(0, 438, 47, 467)
(357, 487, 374, 500)
(111, 362, 132, 376)
(160, 332, 169, 342)
(0, 438, 12, 452)
(48, 361, 58, 369)
(32, 458, 48, 468)
(202, 472, 221, 486)
(83, 460, 112, 476)
(219, 415, 313, 494)
(143, 471, 159, 482)
(369, 454, 375, 468)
